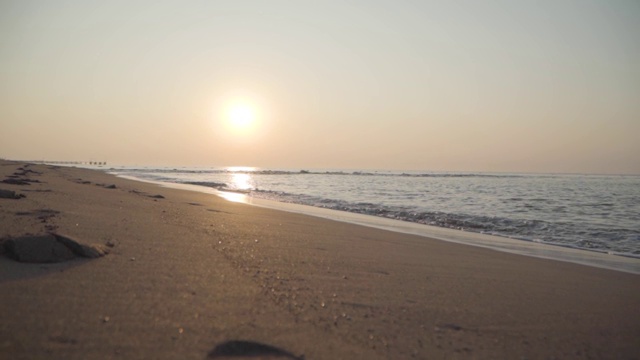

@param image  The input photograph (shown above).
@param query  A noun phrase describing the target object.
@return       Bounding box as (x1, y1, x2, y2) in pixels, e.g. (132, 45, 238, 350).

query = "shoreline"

(108, 166, 640, 260)
(117, 174, 640, 275)
(1, 160, 639, 359)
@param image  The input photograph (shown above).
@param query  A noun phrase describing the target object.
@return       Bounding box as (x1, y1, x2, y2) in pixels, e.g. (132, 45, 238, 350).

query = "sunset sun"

(226, 103, 256, 131)
(212, 92, 268, 141)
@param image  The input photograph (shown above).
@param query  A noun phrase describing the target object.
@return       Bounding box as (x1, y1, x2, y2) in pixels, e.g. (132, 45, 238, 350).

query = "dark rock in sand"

(0, 189, 24, 199)
(149, 194, 165, 199)
(3, 234, 76, 263)
(2, 233, 109, 263)
(208, 340, 303, 359)
(104, 184, 117, 189)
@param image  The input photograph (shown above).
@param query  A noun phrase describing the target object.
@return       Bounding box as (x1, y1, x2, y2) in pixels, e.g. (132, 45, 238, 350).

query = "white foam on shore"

(119, 175, 640, 275)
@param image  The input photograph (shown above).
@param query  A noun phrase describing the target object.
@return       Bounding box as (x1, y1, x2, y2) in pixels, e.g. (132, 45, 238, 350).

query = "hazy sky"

(1, 0, 639, 174)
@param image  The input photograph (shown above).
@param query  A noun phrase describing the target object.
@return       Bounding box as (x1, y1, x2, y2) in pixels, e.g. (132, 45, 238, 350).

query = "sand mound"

(2, 233, 109, 263)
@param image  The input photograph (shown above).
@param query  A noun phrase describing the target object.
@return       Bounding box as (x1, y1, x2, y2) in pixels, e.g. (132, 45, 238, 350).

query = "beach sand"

(0, 160, 638, 359)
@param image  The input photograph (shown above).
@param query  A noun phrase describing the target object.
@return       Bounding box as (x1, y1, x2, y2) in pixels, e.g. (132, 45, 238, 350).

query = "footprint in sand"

(2, 178, 32, 185)
(130, 190, 165, 199)
(95, 184, 117, 189)
(15, 209, 60, 222)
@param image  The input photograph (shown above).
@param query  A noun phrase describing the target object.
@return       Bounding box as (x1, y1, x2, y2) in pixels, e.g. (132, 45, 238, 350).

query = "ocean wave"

(110, 167, 529, 179)
(183, 181, 226, 188)
(250, 189, 640, 256)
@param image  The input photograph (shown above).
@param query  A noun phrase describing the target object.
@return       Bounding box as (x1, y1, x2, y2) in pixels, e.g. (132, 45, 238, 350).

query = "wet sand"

(0, 160, 638, 359)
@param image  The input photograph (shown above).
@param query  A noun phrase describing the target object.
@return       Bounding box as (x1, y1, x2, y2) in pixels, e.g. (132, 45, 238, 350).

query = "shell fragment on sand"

(2, 233, 109, 263)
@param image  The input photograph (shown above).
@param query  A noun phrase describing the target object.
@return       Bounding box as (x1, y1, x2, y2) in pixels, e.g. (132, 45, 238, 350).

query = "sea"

(108, 166, 640, 263)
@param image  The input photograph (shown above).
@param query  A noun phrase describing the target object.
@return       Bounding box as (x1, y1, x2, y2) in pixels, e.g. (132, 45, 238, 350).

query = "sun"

(212, 92, 267, 141)
(226, 103, 255, 131)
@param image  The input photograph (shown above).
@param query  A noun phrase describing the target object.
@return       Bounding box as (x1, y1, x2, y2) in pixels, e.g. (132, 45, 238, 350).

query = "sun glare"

(226, 103, 255, 131)
(213, 92, 268, 141)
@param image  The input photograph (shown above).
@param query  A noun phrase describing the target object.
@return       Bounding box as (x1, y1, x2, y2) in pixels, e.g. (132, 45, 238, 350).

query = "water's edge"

(117, 174, 640, 275)
(110, 167, 640, 257)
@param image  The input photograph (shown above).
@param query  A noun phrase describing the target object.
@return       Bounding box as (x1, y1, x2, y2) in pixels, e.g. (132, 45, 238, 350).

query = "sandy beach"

(0, 160, 638, 359)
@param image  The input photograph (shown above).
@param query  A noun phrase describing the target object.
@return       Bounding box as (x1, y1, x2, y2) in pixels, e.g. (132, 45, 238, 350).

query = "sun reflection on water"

(226, 166, 257, 172)
(215, 167, 257, 203)
(230, 173, 253, 191)
(218, 191, 249, 203)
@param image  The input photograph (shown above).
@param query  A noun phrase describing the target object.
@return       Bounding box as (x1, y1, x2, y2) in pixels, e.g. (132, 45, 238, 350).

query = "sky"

(1, 0, 639, 174)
